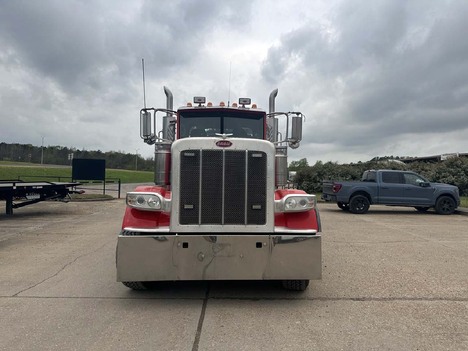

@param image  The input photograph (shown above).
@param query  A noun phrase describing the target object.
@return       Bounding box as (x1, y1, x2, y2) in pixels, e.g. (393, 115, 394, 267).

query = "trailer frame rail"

(0, 180, 81, 215)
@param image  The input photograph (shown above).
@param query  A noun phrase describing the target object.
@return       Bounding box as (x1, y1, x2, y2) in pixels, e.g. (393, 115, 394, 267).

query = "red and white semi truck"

(116, 87, 321, 290)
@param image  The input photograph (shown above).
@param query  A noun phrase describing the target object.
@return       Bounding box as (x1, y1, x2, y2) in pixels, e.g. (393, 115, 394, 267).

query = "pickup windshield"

(178, 109, 264, 139)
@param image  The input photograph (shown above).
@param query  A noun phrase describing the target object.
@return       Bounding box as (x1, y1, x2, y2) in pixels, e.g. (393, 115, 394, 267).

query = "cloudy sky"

(1, 0, 467, 164)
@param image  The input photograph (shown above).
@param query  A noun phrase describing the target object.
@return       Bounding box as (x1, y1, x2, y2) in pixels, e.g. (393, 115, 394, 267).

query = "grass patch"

(70, 193, 114, 201)
(460, 196, 468, 208)
(105, 169, 154, 183)
(0, 163, 153, 183)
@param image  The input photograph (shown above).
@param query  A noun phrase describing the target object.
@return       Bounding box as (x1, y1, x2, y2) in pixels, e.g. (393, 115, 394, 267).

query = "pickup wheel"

(349, 195, 370, 214)
(415, 206, 430, 213)
(337, 202, 350, 211)
(435, 196, 456, 215)
(122, 281, 147, 290)
(281, 280, 309, 291)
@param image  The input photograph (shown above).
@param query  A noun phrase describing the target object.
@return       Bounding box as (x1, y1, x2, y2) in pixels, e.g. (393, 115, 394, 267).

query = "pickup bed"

(322, 170, 460, 214)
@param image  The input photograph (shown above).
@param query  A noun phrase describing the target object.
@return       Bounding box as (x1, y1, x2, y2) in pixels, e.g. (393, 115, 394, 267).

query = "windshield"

(178, 109, 265, 139)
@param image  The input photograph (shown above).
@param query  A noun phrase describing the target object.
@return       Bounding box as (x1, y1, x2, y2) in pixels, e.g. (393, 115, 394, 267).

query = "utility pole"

(135, 149, 139, 171)
(41, 136, 44, 165)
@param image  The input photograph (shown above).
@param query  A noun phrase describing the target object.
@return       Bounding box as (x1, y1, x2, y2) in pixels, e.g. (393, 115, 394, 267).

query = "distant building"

(401, 152, 468, 163)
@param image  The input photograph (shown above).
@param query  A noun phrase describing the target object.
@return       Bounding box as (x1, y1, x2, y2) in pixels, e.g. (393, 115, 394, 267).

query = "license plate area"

(173, 235, 269, 280)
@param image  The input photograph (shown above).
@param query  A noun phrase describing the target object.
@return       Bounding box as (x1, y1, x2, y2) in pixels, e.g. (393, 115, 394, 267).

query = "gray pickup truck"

(322, 169, 460, 214)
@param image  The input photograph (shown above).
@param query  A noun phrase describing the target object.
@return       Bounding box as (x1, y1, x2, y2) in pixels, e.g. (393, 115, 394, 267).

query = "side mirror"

(167, 119, 176, 141)
(419, 182, 430, 188)
(289, 115, 302, 148)
(140, 110, 152, 138)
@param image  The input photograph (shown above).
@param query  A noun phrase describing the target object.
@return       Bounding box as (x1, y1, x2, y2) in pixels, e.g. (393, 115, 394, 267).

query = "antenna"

(142, 58, 147, 108)
(227, 61, 232, 107)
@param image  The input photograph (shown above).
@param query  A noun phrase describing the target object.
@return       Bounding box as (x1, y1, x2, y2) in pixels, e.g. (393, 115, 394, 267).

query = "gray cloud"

(0, 0, 467, 164)
(0, 2, 106, 92)
(261, 0, 468, 161)
(0, 0, 252, 95)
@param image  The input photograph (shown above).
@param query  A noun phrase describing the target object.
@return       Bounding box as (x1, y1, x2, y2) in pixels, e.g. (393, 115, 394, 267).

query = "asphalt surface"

(0, 196, 467, 351)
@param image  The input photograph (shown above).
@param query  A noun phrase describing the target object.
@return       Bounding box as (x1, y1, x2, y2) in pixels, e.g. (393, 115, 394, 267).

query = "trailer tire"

(435, 196, 456, 215)
(281, 280, 309, 291)
(122, 281, 147, 290)
(337, 202, 349, 211)
(349, 195, 370, 214)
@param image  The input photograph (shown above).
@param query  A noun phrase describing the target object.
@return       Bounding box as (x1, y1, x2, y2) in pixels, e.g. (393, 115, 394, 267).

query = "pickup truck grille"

(179, 149, 266, 225)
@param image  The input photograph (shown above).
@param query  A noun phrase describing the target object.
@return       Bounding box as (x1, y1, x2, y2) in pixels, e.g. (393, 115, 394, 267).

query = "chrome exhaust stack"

(154, 86, 175, 187)
(268, 89, 278, 143)
(268, 89, 288, 188)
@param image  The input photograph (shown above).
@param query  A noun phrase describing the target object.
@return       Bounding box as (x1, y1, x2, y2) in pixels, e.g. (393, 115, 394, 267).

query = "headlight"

(276, 194, 316, 212)
(127, 192, 168, 211)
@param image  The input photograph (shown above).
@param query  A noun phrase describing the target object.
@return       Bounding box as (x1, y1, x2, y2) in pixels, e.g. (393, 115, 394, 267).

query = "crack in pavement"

(191, 284, 210, 351)
(2, 295, 467, 302)
(11, 239, 115, 297)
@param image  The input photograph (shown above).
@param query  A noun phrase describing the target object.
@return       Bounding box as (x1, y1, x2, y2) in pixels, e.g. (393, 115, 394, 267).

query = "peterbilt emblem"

(216, 140, 232, 147)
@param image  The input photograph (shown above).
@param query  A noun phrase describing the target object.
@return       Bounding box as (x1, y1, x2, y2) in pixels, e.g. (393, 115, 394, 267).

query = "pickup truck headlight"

(275, 194, 316, 212)
(126, 192, 170, 212)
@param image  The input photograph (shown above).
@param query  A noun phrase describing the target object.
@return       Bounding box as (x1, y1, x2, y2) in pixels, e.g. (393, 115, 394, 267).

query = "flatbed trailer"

(0, 180, 81, 215)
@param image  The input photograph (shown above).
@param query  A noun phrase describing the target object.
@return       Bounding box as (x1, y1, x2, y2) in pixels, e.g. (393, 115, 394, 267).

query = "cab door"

(378, 171, 405, 204)
(401, 173, 434, 205)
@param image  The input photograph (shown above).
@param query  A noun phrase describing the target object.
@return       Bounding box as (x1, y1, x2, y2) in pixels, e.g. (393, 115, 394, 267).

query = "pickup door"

(378, 171, 433, 205)
(401, 172, 434, 205)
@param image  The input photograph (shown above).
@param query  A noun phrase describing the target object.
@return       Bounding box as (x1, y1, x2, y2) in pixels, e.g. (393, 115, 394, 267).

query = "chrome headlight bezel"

(126, 192, 170, 212)
(275, 194, 316, 212)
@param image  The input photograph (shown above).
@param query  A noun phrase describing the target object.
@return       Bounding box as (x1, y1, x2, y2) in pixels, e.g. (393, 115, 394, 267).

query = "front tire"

(349, 195, 370, 214)
(435, 196, 456, 215)
(281, 280, 309, 291)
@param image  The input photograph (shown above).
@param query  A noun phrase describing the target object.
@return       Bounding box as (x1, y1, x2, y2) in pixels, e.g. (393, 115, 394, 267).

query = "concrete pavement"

(0, 200, 467, 350)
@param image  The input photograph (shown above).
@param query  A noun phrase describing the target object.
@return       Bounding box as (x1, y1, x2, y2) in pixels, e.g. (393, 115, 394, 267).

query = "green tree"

(289, 158, 309, 171)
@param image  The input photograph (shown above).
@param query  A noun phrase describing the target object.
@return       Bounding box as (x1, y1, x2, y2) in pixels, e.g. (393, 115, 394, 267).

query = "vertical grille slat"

(179, 151, 200, 224)
(201, 150, 223, 224)
(247, 151, 267, 224)
(224, 151, 247, 224)
(179, 149, 267, 226)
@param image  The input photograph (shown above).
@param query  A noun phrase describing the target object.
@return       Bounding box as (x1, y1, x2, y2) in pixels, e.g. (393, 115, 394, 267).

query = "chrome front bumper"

(116, 232, 321, 282)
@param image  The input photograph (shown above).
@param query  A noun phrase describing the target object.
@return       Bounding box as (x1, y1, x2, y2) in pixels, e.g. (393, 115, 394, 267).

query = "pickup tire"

(435, 196, 456, 215)
(349, 195, 370, 214)
(337, 202, 350, 211)
(282, 280, 309, 291)
(122, 281, 147, 290)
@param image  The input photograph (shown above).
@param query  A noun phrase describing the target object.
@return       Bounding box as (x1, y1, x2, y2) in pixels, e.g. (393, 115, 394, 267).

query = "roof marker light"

(219, 101, 225, 107)
(207, 102, 213, 107)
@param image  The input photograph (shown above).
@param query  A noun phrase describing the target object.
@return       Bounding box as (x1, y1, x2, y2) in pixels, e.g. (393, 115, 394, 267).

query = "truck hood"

(430, 182, 457, 189)
(430, 183, 459, 196)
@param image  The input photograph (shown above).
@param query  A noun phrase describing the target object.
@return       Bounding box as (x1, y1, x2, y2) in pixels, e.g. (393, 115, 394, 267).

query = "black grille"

(179, 150, 200, 224)
(201, 150, 223, 224)
(179, 149, 267, 225)
(247, 151, 267, 224)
